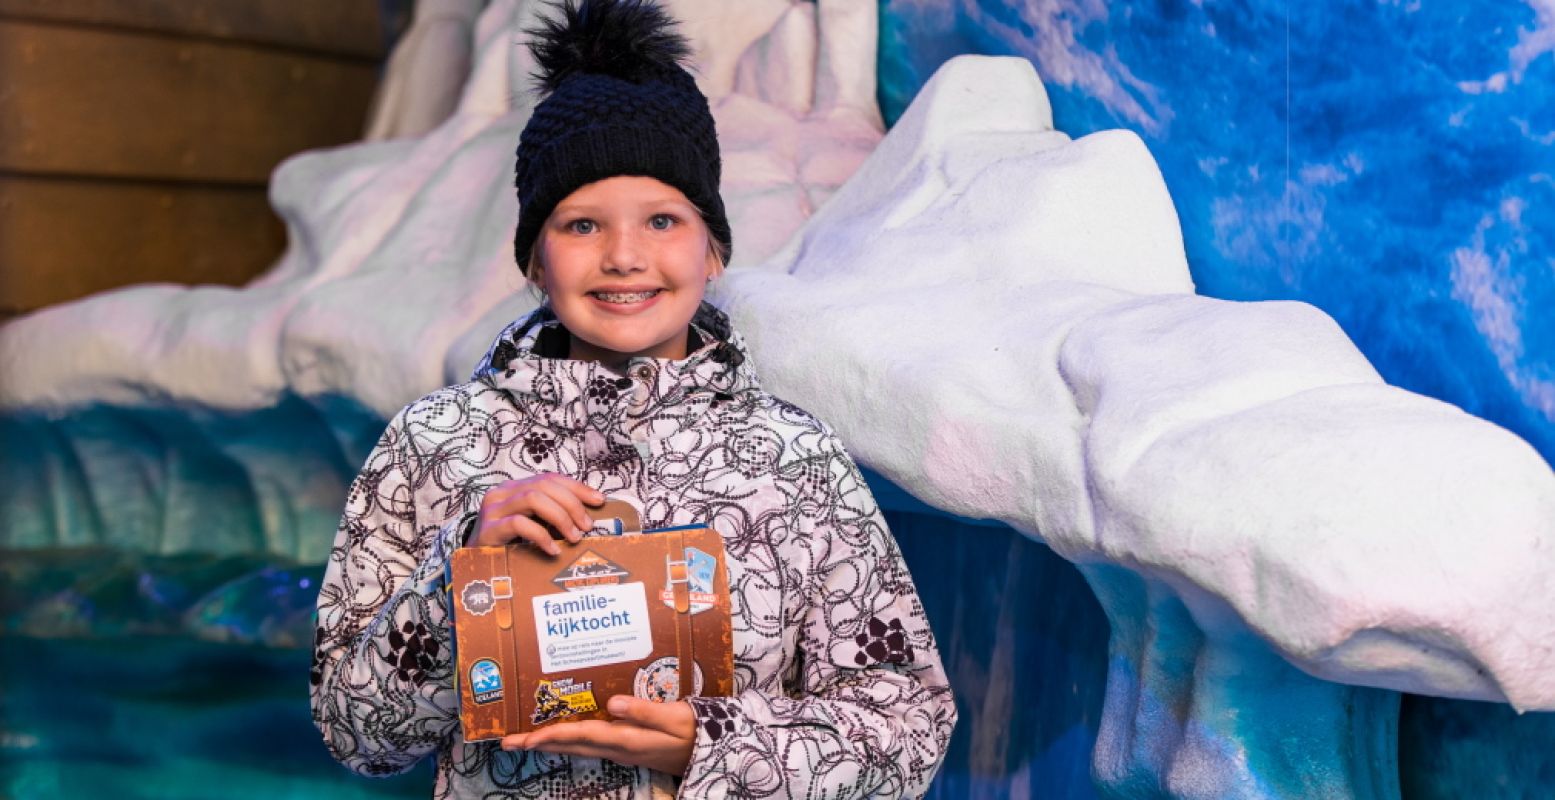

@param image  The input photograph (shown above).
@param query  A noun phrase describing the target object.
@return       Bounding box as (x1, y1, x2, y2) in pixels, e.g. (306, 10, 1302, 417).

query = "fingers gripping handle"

(589, 498, 641, 535)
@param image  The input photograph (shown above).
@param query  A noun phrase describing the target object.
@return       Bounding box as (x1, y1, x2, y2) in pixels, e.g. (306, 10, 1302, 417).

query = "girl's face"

(535, 176, 721, 366)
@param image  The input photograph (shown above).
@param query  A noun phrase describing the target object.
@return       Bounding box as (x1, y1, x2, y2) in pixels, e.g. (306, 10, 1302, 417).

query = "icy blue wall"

(0, 440, 1113, 798)
(5, 454, 1550, 798)
(878, 0, 1555, 467)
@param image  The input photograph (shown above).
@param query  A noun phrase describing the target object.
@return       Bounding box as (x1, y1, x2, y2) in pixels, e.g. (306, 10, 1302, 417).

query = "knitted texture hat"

(513, 0, 731, 271)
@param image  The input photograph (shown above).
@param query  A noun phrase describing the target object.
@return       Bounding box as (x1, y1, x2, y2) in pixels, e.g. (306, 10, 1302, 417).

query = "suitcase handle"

(589, 497, 641, 534)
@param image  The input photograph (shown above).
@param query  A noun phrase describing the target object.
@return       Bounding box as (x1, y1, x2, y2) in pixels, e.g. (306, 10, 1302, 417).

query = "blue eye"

(649, 214, 675, 231)
(568, 219, 596, 234)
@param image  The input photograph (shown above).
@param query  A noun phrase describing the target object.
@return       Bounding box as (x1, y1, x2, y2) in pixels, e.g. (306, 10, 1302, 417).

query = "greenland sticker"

(660, 546, 717, 614)
(551, 550, 630, 592)
(461, 580, 495, 617)
(470, 659, 503, 705)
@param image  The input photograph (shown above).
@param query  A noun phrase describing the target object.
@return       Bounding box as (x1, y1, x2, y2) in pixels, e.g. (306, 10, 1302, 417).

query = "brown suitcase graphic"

(448, 499, 734, 740)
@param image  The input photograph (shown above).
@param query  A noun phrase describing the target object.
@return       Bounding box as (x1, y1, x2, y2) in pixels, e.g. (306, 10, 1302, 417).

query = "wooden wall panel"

(0, 0, 382, 57)
(0, 19, 380, 183)
(0, 176, 285, 315)
(0, 2, 383, 315)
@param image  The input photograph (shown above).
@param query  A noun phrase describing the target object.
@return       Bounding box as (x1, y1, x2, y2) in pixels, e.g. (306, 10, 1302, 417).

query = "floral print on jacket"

(309, 302, 957, 798)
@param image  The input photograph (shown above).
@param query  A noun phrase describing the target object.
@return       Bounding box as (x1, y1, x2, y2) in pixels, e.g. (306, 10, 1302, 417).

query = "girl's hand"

(501, 696, 697, 776)
(468, 473, 604, 554)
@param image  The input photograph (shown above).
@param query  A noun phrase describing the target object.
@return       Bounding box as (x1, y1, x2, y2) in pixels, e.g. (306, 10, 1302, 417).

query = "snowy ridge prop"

(1, 1, 1552, 798)
(719, 55, 1555, 799)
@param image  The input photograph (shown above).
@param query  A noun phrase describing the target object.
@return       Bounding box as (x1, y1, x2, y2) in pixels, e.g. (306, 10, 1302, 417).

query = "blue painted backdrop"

(878, 0, 1555, 466)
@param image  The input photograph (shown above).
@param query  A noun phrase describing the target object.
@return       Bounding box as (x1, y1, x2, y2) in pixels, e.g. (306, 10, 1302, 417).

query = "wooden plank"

(0, 175, 285, 315)
(0, 0, 383, 58)
(0, 19, 380, 182)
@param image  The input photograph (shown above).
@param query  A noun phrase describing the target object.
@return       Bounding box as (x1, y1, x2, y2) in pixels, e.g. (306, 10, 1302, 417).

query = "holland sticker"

(632, 656, 704, 703)
(470, 659, 504, 705)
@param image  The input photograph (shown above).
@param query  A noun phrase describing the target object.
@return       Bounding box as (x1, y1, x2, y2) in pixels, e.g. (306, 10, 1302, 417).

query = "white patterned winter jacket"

(310, 302, 958, 799)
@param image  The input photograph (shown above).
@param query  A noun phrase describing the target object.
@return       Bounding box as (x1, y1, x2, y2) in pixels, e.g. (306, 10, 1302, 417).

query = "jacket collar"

(470, 301, 761, 441)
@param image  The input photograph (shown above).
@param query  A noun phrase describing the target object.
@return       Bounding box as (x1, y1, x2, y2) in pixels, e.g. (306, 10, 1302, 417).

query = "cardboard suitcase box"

(448, 499, 734, 740)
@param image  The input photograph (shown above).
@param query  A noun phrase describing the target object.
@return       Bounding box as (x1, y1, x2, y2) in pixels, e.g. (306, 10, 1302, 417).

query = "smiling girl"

(309, 1, 956, 797)
(532, 175, 723, 366)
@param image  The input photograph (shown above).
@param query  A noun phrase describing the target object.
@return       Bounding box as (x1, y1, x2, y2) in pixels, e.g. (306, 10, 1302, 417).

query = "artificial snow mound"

(715, 56, 1555, 711)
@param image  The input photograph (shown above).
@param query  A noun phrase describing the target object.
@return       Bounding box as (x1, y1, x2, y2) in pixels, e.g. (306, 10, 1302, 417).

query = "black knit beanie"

(513, 0, 731, 271)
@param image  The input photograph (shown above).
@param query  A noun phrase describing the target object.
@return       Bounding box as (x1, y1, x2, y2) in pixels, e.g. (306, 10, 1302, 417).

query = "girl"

(309, 1, 957, 797)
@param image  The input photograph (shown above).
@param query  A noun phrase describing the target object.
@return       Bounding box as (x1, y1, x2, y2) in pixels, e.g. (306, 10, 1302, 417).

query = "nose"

(603, 226, 646, 273)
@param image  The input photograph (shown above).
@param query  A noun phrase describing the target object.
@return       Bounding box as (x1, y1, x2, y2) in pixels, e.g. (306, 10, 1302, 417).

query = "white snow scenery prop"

(364, 0, 488, 141)
(2, 1, 1551, 798)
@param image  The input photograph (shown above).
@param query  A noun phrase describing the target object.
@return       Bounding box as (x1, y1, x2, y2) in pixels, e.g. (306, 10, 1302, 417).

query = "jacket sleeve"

(678, 435, 959, 799)
(308, 404, 472, 777)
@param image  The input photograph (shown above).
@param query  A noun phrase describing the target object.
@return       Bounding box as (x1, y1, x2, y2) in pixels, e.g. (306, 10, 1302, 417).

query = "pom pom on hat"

(513, 0, 731, 271)
(526, 0, 693, 93)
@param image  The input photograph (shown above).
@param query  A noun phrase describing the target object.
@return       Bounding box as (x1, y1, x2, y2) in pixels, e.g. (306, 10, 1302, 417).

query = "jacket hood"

(469, 301, 762, 444)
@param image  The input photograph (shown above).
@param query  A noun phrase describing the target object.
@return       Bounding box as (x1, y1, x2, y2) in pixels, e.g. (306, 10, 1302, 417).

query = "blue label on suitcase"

(471, 659, 503, 704)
